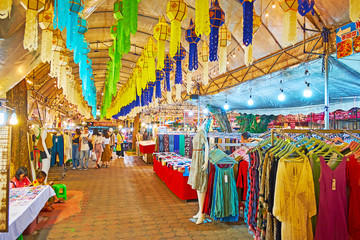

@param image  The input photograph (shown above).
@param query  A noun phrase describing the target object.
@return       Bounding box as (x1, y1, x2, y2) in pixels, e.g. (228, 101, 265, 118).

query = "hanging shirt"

(273, 157, 317, 240)
(347, 155, 360, 240)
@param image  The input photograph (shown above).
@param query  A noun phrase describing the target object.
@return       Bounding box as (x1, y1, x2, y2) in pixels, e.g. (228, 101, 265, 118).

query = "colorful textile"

(179, 135, 185, 156)
(169, 135, 174, 152)
(347, 155, 360, 239)
(158, 135, 164, 152)
(163, 134, 169, 152)
(174, 134, 180, 154)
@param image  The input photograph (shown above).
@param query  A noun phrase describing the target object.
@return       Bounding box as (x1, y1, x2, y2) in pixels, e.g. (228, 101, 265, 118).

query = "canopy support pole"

(323, 28, 330, 130)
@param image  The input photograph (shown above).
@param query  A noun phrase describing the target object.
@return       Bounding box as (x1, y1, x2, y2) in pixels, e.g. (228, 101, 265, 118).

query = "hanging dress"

(347, 155, 360, 240)
(187, 129, 208, 193)
(315, 156, 348, 240)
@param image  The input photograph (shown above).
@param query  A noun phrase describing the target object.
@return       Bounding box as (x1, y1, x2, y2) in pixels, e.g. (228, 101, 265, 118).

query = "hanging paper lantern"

(153, 16, 171, 70)
(38, 4, 53, 63)
(114, 0, 123, 20)
(164, 54, 174, 92)
(21, 0, 45, 51)
(78, 17, 88, 34)
(166, 0, 188, 57)
(242, 10, 261, 66)
(218, 24, 231, 74)
(173, 44, 186, 100)
(279, 0, 299, 45)
(209, 0, 225, 62)
(155, 70, 164, 98)
(298, 0, 314, 16)
(199, 42, 209, 85)
(195, 0, 210, 36)
(239, 0, 255, 47)
(185, 18, 201, 72)
(0, 0, 12, 19)
(144, 37, 157, 83)
(349, 0, 360, 22)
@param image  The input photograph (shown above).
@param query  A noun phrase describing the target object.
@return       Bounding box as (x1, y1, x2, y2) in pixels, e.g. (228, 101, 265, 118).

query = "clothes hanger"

(295, 137, 310, 147)
(281, 146, 307, 162)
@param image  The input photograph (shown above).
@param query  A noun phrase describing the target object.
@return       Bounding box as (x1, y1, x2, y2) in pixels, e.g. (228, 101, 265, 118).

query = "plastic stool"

(17, 234, 23, 240)
(52, 184, 67, 200)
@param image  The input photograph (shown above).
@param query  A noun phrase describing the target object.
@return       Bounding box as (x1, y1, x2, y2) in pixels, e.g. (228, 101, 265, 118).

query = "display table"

(0, 186, 55, 240)
(138, 141, 156, 163)
(153, 153, 197, 201)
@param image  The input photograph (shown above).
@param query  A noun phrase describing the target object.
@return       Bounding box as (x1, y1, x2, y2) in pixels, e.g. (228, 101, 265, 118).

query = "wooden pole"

(132, 113, 140, 151)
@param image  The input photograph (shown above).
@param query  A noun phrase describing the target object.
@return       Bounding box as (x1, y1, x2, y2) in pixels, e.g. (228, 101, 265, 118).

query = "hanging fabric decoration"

(218, 24, 231, 73)
(186, 18, 201, 72)
(153, 16, 171, 70)
(0, 0, 12, 19)
(173, 44, 186, 100)
(195, 0, 210, 36)
(349, 0, 360, 22)
(298, 0, 314, 16)
(166, 0, 188, 57)
(144, 37, 157, 83)
(38, 3, 53, 63)
(184, 63, 192, 93)
(242, 10, 261, 66)
(156, 70, 164, 98)
(239, 0, 254, 46)
(209, 0, 225, 62)
(50, 30, 64, 78)
(164, 54, 174, 92)
(279, 0, 299, 45)
(199, 42, 209, 85)
(21, 0, 45, 51)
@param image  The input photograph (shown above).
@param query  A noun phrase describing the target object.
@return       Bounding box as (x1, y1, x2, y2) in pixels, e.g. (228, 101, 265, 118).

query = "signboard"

(336, 21, 360, 58)
(88, 122, 116, 127)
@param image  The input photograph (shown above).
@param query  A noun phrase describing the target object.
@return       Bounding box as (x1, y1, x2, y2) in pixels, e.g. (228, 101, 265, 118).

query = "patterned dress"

(187, 129, 208, 193)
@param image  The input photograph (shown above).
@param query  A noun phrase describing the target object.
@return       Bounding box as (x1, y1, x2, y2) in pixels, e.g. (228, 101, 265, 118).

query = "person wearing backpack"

(79, 126, 92, 170)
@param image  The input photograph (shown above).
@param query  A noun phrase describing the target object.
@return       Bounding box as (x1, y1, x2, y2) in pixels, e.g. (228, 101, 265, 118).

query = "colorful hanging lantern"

(155, 70, 164, 98)
(114, 0, 123, 20)
(144, 37, 157, 83)
(173, 44, 186, 100)
(218, 24, 231, 74)
(195, 0, 210, 36)
(279, 0, 299, 45)
(242, 10, 261, 66)
(164, 54, 174, 92)
(38, 4, 53, 63)
(349, 0, 360, 22)
(239, 0, 255, 47)
(78, 17, 88, 34)
(21, 0, 45, 51)
(166, 0, 188, 57)
(185, 18, 201, 72)
(209, 0, 225, 62)
(0, 0, 12, 19)
(153, 16, 171, 70)
(298, 0, 314, 16)
(199, 42, 209, 85)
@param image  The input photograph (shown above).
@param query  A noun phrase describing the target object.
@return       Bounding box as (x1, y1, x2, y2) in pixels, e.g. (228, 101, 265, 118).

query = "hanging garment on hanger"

(347, 155, 360, 240)
(236, 160, 249, 201)
(51, 134, 64, 166)
(273, 156, 316, 240)
(184, 135, 192, 158)
(174, 134, 180, 154)
(203, 163, 216, 216)
(158, 135, 164, 152)
(169, 134, 174, 152)
(179, 135, 185, 156)
(315, 156, 348, 240)
(163, 134, 169, 152)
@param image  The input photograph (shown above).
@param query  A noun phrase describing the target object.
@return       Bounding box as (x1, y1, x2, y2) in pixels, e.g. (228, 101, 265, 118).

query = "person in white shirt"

(92, 128, 104, 169)
(101, 129, 111, 168)
(79, 126, 92, 170)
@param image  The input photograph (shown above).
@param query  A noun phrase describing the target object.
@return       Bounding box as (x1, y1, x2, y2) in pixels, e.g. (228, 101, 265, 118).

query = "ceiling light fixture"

(278, 89, 285, 101)
(303, 82, 312, 98)
(248, 96, 254, 106)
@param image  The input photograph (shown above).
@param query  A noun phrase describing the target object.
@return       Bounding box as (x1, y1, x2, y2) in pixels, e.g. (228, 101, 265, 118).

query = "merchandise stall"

(138, 140, 156, 163)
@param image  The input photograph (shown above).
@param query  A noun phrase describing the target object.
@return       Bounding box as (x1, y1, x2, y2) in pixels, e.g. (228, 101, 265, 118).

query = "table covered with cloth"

(138, 141, 156, 154)
(153, 153, 197, 201)
(0, 185, 55, 240)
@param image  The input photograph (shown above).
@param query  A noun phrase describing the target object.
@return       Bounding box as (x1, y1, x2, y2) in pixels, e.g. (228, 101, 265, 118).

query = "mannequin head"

(31, 124, 40, 137)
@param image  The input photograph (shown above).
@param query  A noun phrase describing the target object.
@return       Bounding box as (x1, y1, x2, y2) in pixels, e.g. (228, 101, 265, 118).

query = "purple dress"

(315, 156, 348, 240)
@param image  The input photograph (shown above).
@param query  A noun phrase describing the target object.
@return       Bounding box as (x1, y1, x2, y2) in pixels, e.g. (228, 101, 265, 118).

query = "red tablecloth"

(139, 141, 156, 154)
(153, 156, 197, 201)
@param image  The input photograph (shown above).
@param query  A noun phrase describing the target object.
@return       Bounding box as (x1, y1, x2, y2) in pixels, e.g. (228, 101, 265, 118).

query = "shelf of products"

(0, 127, 11, 232)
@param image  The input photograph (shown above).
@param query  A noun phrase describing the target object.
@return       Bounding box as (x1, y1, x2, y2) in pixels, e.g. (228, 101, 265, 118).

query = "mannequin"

(187, 118, 211, 224)
(40, 126, 51, 182)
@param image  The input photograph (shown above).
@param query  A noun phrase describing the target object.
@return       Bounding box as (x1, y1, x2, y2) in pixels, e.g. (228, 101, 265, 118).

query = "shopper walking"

(79, 126, 92, 170)
(116, 131, 124, 157)
(92, 128, 103, 169)
(72, 129, 81, 169)
(101, 129, 111, 168)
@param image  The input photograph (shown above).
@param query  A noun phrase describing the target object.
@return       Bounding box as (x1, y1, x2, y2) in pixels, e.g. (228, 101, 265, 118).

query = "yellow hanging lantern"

(350, 0, 360, 22)
(144, 37, 157, 83)
(21, 0, 45, 51)
(199, 42, 209, 85)
(0, 0, 12, 19)
(153, 16, 171, 70)
(195, 0, 210, 36)
(218, 24, 231, 74)
(166, 0, 187, 57)
(279, 0, 298, 45)
(38, 4, 53, 63)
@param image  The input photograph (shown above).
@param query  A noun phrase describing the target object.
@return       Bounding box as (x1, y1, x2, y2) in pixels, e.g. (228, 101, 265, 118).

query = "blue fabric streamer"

(173, 45, 186, 85)
(155, 70, 164, 98)
(298, 0, 315, 16)
(242, 1, 254, 47)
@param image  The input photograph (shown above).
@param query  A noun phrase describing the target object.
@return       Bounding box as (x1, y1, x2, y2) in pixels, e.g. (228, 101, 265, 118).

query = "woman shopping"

(72, 129, 81, 170)
(10, 167, 31, 188)
(92, 128, 104, 169)
(101, 129, 111, 168)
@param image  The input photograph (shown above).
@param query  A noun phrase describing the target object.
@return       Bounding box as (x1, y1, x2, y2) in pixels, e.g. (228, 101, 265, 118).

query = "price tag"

(224, 174, 228, 183)
(332, 178, 336, 191)
(55, 138, 58, 143)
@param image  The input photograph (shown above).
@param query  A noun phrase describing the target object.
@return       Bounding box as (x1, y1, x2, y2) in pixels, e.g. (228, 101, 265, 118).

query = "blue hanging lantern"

(156, 70, 164, 98)
(209, 0, 225, 62)
(148, 82, 155, 103)
(185, 18, 201, 71)
(173, 44, 186, 85)
(298, 0, 314, 16)
(164, 54, 174, 92)
(78, 17, 88, 34)
(239, 0, 255, 47)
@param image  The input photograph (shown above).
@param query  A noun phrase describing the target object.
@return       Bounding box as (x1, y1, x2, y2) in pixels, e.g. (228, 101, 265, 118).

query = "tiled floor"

(25, 155, 253, 240)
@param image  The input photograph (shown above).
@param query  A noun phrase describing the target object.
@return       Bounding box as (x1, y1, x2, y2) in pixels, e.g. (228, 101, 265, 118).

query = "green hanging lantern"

(114, 0, 123, 20)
